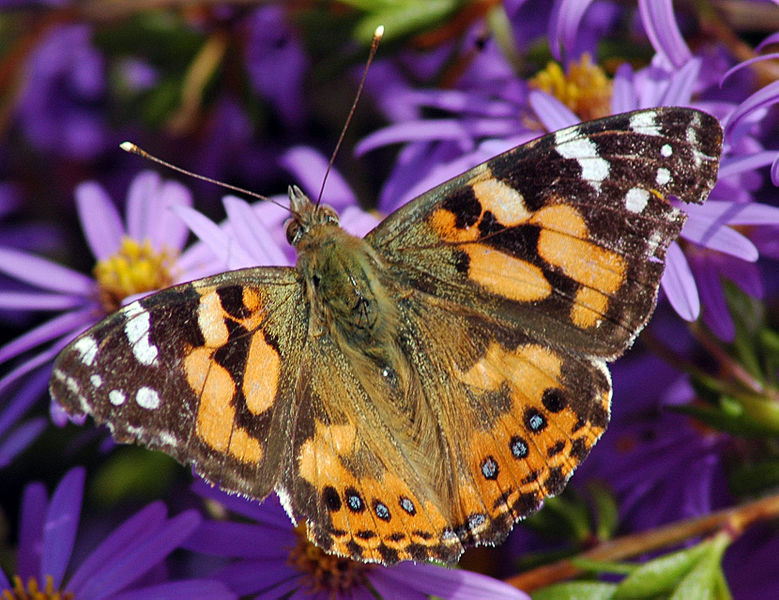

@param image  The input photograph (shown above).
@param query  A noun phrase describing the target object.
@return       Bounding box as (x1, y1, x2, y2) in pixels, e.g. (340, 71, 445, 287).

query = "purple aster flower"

(175, 146, 379, 269)
(243, 5, 308, 128)
(185, 482, 529, 600)
(0, 171, 205, 432)
(17, 24, 110, 160)
(0, 467, 236, 599)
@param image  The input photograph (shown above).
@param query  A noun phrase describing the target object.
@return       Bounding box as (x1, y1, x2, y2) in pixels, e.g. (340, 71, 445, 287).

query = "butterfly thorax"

(287, 187, 401, 360)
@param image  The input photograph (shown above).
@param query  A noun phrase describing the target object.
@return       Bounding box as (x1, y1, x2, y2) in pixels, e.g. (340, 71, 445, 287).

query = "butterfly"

(50, 107, 722, 565)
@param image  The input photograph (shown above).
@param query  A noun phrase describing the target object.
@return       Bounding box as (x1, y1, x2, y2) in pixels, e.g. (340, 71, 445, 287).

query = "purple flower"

(0, 467, 235, 599)
(175, 146, 379, 269)
(244, 5, 308, 128)
(17, 24, 109, 160)
(0, 171, 204, 433)
(185, 482, 528, 600)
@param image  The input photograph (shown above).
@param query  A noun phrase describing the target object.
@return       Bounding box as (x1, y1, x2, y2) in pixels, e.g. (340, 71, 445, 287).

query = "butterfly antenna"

(120, 142, 287, 209)
(315, 24, 384, 207)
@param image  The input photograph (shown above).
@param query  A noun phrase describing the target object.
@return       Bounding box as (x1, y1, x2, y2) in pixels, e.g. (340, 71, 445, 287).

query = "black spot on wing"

(441, 186, 481, 228)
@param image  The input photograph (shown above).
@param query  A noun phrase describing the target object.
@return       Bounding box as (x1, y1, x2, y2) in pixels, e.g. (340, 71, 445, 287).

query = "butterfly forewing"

(368, 107, 722, 359)
(51, 268, 307, 499)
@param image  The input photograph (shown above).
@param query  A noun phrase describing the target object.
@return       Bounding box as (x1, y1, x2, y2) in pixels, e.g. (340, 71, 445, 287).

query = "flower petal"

(528, 90, 579, 130)
(0, 368, 50, 436)
(660, 57, 700, 105)
(0, 417, 47, 468)
(719, 150, 779, 179)
(0, 247, 94, 294)
(110, 580, 236, 600)
(724, 79, 779, 140)
(279, 146, 356, 211)
(125, 171, 162, 241)
(77, 510, 201, 599)
(661, 242, 700, 321)
(695, 258, 734, 341)
(355, 120, 473, 156)
(149, 179, 193, 251)
(0, 292, 87, 311)
(183, 521, 293, 559)
(17, 481, 47, 580)
(0, 335, 71, 397)
(611, 63, 638, 113)
(638, 0, 692, 68)
(374, 562, 529, 600)
(67, 502, 168, 594)
(683, 215, 759, 261)
(42, 467, 85, 588)
(172, 205, 253, 269)
(548, 0, 597, 61)
(75, 181, 124, 260)
(223, 196, 288, 266)
(0, 307, 95, 364)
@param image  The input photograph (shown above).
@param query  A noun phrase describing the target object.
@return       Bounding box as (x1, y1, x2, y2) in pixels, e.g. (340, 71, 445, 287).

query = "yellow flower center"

(287, 523, 371, 596)
(93, 237, 178, 313)
(530, 53, 613, 121)
(2, 575, 73, 600)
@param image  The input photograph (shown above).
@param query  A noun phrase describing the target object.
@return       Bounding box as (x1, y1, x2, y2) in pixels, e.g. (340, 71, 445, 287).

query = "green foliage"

(672, 282, 779, 438)
(533, 534, 733, 600)
(89, 446, 180, 505)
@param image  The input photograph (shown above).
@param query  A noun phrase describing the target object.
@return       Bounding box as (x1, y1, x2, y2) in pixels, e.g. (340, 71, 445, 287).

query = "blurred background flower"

(1, 1, 777, 598)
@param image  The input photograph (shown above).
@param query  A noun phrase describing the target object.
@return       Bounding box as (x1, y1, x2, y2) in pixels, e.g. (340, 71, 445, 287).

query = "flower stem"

(505, 492, 779, 591)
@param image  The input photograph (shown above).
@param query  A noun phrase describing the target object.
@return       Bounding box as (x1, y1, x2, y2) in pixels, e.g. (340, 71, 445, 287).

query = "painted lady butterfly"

(51, 107, 722, 564)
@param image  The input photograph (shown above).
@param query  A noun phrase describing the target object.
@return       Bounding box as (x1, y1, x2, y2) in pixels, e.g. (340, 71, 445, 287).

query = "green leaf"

(588, 482, 619, 541)
(669, 534, 730, 600)
(729, 459, 779, 495)
(352, 0, 460, 44)
(571, 558, 636, 575)
(612, 541, 712, 598)
(525, 494, 593, 542)
(89, 446, 180, 505)
(532, 581, 617, 600)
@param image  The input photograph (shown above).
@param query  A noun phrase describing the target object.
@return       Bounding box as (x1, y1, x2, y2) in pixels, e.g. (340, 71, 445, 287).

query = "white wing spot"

(554, 130, 610, 191)
(90, 374, 103, 388)
(656, 168, 671, 186)
(629, 111, 661, 136)
(275, 485, 297, 525)
(65, 376, 80, 395)
(74, 336, 98, 366)
(136, 386, 160, 410)
(157, 431, 178, 447)
(109, 389, 126, 406)
(625, 188, 650, 213)
(661, 143, 673, 157)
(124, 302, 159, 366)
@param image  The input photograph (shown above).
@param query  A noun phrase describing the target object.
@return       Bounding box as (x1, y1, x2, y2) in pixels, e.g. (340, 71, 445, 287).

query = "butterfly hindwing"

(51, 268, 307, 499)
(368, 107, 722, 359)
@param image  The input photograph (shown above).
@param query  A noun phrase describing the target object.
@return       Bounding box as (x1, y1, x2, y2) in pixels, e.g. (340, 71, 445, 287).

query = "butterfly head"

(285, 184, 340, 248)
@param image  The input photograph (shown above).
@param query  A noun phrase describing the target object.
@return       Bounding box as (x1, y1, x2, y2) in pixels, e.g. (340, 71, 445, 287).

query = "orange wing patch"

(298, 420, 460, 563)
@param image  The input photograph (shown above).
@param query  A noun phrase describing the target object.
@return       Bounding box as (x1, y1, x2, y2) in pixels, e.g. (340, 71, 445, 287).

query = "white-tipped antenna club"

(120, 141, 283, 208)
(315, 24, 384, 206)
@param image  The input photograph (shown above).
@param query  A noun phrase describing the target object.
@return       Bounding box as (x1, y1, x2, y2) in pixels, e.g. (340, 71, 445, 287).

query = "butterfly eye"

(285, 219, 301, 245)
(319, 205, 340, 226)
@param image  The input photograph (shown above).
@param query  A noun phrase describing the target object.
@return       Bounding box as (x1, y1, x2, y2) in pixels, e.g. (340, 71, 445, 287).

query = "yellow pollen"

(2, 575, 74, 600)
(288, 523, 370, 596)
(530, 53, 613, 121)
(93, 237, 178, 313)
